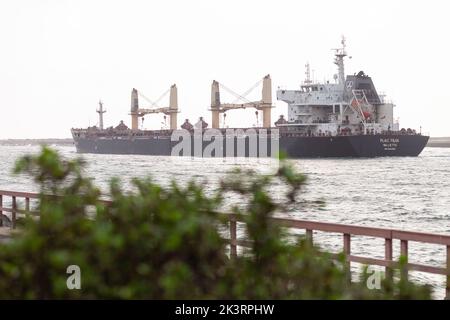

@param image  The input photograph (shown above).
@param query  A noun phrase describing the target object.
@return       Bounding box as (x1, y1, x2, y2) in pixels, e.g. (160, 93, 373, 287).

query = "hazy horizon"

(1, 0, 449, 139)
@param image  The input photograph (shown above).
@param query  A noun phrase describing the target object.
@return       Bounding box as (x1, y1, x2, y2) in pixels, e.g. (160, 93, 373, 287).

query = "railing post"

(306, 229, 313, 247)
(25, 197, 30, 212)
(400, 240, 409, 281)
(343, 233, 351, 282)
(0, 194, 3, 227)
(385, 238, 393, 282)
(229, 215, 237, 259)
(11, 196, 17, 229)
(446, 245, 450, 300)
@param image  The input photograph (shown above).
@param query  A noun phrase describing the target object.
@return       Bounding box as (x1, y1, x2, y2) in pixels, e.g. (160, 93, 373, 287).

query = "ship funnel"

(211, 80, 221, 128)
(131, 88, 139, 130)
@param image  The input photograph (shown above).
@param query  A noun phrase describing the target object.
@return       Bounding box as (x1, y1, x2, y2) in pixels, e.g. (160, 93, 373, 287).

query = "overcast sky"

(1, 0, 449, 138)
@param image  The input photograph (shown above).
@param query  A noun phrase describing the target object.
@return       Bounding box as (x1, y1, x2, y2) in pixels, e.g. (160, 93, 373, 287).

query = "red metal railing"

(1, 189, 449, 298)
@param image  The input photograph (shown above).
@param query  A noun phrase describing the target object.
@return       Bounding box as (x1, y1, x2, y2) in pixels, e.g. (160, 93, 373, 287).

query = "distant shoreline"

(0, 138, 74, 146)
(1, 137, 450, 148)
(427, 137, 450, 148)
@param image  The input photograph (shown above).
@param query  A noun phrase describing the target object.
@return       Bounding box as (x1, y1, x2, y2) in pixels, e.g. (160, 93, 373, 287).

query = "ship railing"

(0, 189, 448, 298)
(278, 131, 423, 138)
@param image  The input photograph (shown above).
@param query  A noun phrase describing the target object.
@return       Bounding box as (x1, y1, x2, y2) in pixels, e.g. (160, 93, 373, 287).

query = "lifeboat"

(362, 111, 371, 119)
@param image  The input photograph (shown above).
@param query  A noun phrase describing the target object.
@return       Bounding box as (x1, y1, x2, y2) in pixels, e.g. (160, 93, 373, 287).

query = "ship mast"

(304, 62, 312, 84)
(96, 100, 106, 130)
(333, 36, 347, 85)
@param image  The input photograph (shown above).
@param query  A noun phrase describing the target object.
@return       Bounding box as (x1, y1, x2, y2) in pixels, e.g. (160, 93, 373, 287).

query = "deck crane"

(210, 74, 273, 129)
(130, 84, 179, 130)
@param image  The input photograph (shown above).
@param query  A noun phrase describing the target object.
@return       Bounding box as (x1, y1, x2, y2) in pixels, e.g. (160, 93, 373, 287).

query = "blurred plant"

(0, 146, 431, 299)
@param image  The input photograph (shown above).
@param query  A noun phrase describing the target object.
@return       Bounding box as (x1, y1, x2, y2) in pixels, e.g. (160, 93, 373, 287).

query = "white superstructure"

(276, 37, 398, 137)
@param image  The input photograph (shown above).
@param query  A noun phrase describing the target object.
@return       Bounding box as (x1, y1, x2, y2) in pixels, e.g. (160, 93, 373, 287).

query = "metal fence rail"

(225, 214, 450, 298)
(0, 190, 40, 228)
(1, 189, 449, 298)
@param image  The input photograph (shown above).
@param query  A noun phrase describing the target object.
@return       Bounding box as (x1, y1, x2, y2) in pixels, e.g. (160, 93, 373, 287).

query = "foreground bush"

(0, 147, 431, 299)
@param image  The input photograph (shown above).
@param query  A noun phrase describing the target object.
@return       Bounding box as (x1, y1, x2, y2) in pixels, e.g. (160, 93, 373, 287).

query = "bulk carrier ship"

(72, 38, 428, 158)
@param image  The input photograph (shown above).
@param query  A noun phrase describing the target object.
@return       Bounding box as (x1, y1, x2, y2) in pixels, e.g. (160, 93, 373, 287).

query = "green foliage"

(0, 146, 431, 299)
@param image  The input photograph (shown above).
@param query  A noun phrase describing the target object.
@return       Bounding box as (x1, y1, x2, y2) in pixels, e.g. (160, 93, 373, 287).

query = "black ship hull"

(72, 133, 429, 158)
